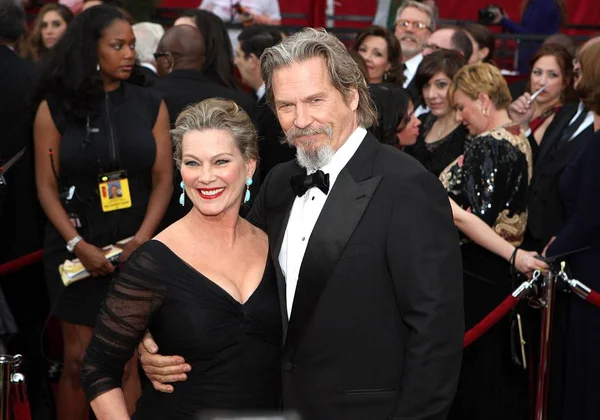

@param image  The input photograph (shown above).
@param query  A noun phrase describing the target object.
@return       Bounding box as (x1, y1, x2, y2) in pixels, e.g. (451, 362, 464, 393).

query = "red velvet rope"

(0, 250, 43, 277)
(464, 294, 519, 348)
(586, 290, 600, 309)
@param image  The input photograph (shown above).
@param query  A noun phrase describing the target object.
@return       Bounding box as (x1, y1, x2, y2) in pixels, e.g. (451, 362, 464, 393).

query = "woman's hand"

(542, 236, 556, 257)
(118, 237, 144, 264)
(515, 249, 548, 277)
(508, 93, 535, 128)
(74, 241, 115, 277)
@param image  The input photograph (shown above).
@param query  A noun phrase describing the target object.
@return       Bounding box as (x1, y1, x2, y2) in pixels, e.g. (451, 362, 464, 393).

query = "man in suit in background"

(394, 0, 434, 105)
(235, 25, 295, 181)
(140, 28, 463, 420)
(132, 22, 164, 86)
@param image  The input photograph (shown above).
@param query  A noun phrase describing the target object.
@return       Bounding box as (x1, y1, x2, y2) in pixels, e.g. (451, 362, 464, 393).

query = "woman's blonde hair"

(449, 63, 512, 110)
(171, 98, 258, 169)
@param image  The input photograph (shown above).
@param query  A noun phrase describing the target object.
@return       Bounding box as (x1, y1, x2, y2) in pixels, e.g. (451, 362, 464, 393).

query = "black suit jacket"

(0, 46, 44, 261)
(152, 69, 261, 225)
(255, 95, 295, 182)
(526, 103, 593, 250)
(248, 133, 464, 420)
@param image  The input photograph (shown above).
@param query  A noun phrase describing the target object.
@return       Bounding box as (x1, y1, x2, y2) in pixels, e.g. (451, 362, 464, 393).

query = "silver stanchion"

(534, 266, 559, 420)
(0, 353, 22, 420)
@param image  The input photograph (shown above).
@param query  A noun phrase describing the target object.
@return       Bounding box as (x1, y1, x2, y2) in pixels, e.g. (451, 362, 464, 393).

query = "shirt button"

(302, 237, 305, 241)
(283, 361, 293, 371)
(312, 196, 315, 201)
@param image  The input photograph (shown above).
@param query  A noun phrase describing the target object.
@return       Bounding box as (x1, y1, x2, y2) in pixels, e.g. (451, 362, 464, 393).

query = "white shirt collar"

(403, 53, 423, 88)
(140, 62, 157, 74)
(308, 127, 367, 187)
(256, 84, 266, 101)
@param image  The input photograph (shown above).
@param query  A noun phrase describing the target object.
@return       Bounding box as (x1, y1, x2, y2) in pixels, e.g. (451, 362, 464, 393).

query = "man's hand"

(137, 332, 191, 393)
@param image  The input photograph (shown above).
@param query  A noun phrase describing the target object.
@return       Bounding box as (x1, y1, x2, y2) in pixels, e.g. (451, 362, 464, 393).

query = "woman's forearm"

(133, 175, 172, 242)
(90, 388, 130, 420)
(449, 198, 515, 261)
(37, 184, 81, 243)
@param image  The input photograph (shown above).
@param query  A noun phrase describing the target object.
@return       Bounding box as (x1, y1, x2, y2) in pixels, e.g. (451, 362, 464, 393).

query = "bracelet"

(510, 247, 519, 266)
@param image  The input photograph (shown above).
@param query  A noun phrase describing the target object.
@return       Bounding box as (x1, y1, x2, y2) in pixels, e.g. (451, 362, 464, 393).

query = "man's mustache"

(286, 126, 333, 143)
(400, 34, 418, 43)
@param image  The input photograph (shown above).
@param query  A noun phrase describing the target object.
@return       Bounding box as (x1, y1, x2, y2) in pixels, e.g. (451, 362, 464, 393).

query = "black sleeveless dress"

(43, 82, 162, 326)
(82, 240, 283, 418)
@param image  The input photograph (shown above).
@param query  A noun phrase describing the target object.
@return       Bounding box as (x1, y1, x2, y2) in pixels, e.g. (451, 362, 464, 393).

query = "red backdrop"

(160, 0, 599, 34)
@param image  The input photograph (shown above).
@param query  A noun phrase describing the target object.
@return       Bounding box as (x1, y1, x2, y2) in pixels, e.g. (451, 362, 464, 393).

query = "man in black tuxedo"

(152, 24, 260, 224)
(140, 28, 464, 420)
(236, 25, 296, 181)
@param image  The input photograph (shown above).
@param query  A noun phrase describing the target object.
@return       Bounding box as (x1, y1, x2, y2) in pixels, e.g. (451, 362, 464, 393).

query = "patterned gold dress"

(442, 124, 533, 420)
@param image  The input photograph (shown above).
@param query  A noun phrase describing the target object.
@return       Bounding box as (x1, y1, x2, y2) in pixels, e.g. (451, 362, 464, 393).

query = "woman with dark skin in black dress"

(33, 6, 172, 419)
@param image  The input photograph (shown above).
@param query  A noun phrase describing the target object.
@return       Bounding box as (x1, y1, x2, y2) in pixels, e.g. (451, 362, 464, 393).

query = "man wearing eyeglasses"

(394, 0, 434, 90)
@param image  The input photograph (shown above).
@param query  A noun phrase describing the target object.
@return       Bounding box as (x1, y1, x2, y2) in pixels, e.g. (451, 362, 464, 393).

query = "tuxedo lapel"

(284, 135, 382, 355)
(268, 163, 303, 339)
(535, 104, 577, 171)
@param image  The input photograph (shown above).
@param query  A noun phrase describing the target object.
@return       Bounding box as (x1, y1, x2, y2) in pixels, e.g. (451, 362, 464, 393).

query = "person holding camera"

(487, 0, 567, 74)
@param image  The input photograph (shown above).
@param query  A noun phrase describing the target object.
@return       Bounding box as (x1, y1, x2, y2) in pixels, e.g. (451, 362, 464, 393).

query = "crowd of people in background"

(1, 0, 599, 419)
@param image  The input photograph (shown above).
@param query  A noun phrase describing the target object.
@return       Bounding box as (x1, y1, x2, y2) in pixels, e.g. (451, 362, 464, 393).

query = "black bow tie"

(290, 170, 330, 197)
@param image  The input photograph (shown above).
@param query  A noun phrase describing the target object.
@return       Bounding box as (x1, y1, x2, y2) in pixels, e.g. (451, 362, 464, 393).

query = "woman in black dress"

(404, 50, 467, 176)
(445, 63, 534, 420)
(82, 98, 282, 419)
(33, 6, 173, 419)
(545, 41, 600, 420)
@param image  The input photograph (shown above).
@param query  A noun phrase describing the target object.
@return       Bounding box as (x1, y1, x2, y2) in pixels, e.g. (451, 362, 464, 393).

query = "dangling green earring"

(179, 181, 185, 206)
(244, 178, 253, 204)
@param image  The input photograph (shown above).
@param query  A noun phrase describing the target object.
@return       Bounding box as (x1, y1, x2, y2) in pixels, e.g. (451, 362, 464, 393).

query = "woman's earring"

(483, 108, 489, 117)
(179, 181, 185, 206)
(96, 63, 100, 72)
(383, 72, 389, 82)
(244, 178, 253, 204)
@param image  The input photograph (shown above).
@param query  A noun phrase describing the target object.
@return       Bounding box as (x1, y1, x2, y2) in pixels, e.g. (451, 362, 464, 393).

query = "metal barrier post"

(0, 354, 22, 420)
(534, 268, 559, 420)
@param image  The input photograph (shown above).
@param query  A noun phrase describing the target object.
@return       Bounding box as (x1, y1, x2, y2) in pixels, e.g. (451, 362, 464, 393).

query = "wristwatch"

(66, 235, 83, 253)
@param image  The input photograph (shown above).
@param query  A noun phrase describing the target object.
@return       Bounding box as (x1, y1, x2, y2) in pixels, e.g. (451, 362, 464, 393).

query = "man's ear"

(250, 53, 260, 69)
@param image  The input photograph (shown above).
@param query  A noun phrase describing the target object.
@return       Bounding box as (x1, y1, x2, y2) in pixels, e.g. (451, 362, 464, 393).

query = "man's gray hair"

(260, 28, 377, 128)
(133, 22, 165, 65)
(395, 1, 436, 32)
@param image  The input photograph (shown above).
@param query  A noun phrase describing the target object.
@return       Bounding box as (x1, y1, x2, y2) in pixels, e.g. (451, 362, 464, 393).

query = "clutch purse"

(58, 237, 133, 286)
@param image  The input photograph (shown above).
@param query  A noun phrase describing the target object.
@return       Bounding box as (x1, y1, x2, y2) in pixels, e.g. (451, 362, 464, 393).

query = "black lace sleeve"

(81, 246, 166, 401)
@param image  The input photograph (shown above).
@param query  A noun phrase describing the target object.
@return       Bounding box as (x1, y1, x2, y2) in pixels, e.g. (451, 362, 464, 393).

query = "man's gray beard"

(295, 143, 335, 172)
(286, 126, 335, 171)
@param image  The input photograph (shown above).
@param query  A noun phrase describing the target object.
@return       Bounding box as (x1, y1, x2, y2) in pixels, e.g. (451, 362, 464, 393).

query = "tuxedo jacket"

(526, 103, 593, 250)
(247, 133, 464, 420)
(0, 46, 45, 261)
(255, 95, 295, 182)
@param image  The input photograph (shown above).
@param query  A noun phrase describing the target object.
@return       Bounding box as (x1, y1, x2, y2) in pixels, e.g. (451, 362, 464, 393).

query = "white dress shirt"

(402, 53, 423, 89)
(256, 84, 266, 102)
(278, 127, 367, 318)
(568, 102, 594, 141)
